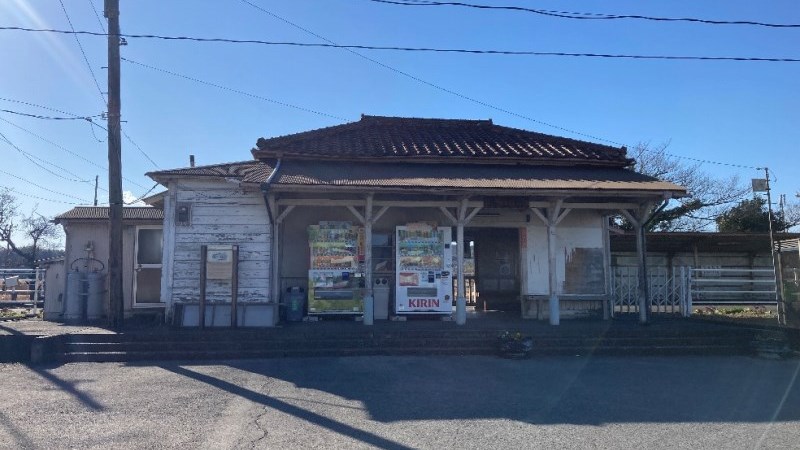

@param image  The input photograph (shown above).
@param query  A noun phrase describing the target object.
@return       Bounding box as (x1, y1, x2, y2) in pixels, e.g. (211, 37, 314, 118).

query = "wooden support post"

(622, 204, 654, 325)
(455, 198, 468, 325)
(456, 221, 466, 325)
(530, 199, 570, 326)
(199, 245, 207, 329)
(231, 245, 239, 328)
(634, 220, 648, 324)
(363, 195, 374, 326)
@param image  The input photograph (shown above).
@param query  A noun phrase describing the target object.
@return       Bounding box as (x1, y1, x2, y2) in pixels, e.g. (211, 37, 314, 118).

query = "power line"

(240, 1, 766, 171)
(58, 0, 107, 105)
(88, 0, 106, 33)
(370, 0, 800, 28)
(0, 108, 102, 121)
(0, 113, 148, 190)
(121, 57, 348, 121)
(0, 166, 90, 203)
(124, 183, 160, 205)
(0, 185, 82, 205)
(0, 128, 96, 185)
(122, 130, 160, 169)
(238, 0, 628, 146)
(2, 26, 799, 63)
(0, 98, 156, 185)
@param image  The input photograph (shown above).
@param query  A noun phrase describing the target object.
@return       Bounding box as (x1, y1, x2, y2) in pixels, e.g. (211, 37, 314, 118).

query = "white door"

(133, 226, 163, 306)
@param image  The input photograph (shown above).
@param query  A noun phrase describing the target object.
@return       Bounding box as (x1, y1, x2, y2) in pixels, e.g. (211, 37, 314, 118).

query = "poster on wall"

(395, 223, 453, 314)
(307, 222, 364, 314)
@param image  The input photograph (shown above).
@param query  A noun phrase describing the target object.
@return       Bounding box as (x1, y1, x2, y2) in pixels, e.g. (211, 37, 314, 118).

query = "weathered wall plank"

(163, 180, 272, 321)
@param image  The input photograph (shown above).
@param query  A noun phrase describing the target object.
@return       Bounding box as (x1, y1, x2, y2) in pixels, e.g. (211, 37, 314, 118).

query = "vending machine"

(395, 224, 453, 315)
(308, 222, 364, 315)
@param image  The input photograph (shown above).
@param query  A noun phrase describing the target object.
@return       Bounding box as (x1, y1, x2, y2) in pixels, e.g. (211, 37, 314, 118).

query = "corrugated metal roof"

(146, 160, 270, 181)
(54, 207, 164, 223)
(252, 115, 631, 166)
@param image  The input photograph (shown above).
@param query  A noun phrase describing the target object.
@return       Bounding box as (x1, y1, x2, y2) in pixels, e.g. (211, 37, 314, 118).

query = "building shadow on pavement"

(155, 355, 800, 429)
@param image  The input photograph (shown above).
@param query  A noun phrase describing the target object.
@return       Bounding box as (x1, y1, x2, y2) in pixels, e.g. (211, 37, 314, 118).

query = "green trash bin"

(285, 286, 305, 322)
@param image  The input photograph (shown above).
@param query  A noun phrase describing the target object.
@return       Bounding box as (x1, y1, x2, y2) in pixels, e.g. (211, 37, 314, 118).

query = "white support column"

(530, 199, 569, 326)
(621, 204, 654, 325)
(363, 195, 374, 326)
(546, 208, 560, 326)
(268, 196, 296, 326)
(456, 220, 466, 325)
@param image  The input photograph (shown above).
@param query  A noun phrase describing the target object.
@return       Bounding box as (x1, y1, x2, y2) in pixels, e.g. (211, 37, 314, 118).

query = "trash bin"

(284, 286, 305, 322)
(373, 278, 390, 320)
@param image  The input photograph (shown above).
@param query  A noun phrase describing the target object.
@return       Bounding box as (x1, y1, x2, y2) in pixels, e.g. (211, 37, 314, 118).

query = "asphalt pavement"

(1, 355, 799, 449)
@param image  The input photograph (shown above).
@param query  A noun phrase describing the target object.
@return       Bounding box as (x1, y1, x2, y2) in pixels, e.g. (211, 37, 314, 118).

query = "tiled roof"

(268, 160, 685, 194)
(252, 115, 631, 166)
(54, 207, 164, 223)
(146, 160, 270, 182)
(146, 159, 685, 195)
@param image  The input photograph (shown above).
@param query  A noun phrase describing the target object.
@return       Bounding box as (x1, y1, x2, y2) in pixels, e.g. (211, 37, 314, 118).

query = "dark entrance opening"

(464, 228, 521, 313)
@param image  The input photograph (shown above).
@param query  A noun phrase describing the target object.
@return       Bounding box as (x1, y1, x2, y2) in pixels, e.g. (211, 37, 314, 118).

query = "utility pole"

(105, 0, 124, 328)
(763, 168, 785, 325)
(93, 175, 99, 206)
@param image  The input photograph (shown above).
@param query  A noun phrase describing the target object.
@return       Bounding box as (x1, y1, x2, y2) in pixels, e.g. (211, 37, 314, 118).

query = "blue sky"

(1, 0, 798, 225)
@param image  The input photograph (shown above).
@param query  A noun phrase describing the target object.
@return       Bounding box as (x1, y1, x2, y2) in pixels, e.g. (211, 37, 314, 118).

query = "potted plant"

(497, 331, 533, 359)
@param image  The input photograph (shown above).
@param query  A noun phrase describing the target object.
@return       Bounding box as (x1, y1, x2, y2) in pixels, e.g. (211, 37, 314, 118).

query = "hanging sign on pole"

(752, 178, 768, 192)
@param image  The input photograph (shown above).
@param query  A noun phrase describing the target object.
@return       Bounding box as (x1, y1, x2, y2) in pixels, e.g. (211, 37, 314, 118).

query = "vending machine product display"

(395, 224, 453, 314)
(308, 222, 364, 314)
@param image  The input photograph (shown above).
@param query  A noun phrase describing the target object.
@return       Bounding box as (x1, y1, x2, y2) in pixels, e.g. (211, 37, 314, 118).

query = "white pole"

(456, 221, 466, 325)
(33, 267, 40, 318)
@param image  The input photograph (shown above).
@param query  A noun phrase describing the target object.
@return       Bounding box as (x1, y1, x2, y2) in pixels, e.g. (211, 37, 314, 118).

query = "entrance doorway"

(133, 226, 163, 306)
(466, 228, 521, 312)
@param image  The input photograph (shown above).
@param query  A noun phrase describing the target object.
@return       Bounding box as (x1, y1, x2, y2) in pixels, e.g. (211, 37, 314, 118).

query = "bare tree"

(629, 142, 750, 231)
(0, 188, 60, 267)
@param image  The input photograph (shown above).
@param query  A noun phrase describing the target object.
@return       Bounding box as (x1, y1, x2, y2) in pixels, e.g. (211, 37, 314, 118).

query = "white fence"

(0, 268, 44, 306)
(689, 267, 777, 305)
(612, 266, 779, 316)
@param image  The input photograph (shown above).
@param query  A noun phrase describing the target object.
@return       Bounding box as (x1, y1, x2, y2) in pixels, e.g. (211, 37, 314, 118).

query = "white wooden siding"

(524, 210, 606, 296)
(165, 180, 272, 306)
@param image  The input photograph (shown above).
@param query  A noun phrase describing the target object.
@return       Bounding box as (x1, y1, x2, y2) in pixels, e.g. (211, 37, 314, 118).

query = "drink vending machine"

(395, 224, 453, 315)
(307, 222, 364, 315)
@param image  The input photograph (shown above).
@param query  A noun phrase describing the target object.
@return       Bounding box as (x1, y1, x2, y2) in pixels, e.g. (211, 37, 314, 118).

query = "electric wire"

(122, 130, 160, 169)
(88, 0, 106, 33)
(239, 1, 767, 170)
(0, 185, 81, 205)
(0, 128, 96, 185)
(0, 109, 102, 121)
(238, 0, 622, 146)
(58, 0, 107, 105)
(121, 57, 348, 121)
(1, 26, 798, 63)
(370, 0, 800, 28)
(123, 183, 160, 205)
(0, 113, 148, 190)
(0, 166, 90, 203)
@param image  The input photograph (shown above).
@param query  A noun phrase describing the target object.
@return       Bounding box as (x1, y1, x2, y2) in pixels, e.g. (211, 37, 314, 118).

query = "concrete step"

(59, 343, 751, 363)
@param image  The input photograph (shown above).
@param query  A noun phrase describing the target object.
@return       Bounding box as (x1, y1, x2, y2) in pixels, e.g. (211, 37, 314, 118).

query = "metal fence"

(0, 268, 44, 309)
(611, 266, 691, 317)
(612, 265, 779, 318)
(689, 267, 777, 306)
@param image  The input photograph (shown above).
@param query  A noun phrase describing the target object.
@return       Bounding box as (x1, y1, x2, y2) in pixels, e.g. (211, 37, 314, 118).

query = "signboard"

(206, 245, 234, 280)
(752, 178, 768, 192)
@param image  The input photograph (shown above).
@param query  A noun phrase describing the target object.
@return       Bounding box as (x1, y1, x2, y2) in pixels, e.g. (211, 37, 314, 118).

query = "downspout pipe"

(260, 158, 282, 312)
(643, 198, 671, 229)
(261, 158, 282, 223)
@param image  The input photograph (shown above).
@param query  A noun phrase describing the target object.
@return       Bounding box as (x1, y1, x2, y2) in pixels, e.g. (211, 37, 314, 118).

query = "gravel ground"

(1, 355, 799, 449)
